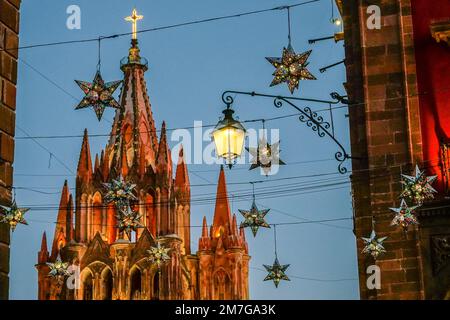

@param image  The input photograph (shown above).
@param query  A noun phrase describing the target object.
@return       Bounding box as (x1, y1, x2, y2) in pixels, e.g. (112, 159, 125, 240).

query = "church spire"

(77, 129, 93, 182)
(51, 180, 71, 259)
(175, 145, 190, 203)
(212, 166, 232, 238)
(108, 11, 158, 172)
(38, 232, 49, 264)
(156, 121, 172, 176)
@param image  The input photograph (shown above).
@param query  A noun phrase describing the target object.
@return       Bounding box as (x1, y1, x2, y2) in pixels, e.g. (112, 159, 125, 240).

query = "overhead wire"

(1, 1, 320, 53)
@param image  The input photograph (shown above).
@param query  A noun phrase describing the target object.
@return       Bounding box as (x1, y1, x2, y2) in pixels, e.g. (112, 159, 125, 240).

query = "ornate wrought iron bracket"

(221, 90, 353, 174)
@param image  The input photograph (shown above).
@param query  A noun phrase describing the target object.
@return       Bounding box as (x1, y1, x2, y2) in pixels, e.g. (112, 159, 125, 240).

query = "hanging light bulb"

(212, 105, 246, 168)
(332, 18, 342, 26)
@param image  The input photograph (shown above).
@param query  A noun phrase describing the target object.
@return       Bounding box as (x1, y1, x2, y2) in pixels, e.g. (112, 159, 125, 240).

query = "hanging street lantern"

(212, 105, 246, 168)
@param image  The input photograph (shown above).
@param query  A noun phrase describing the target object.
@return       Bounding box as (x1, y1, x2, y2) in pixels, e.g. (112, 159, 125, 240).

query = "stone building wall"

(0, 0, 20, 301)
(342, 0, 425, 299)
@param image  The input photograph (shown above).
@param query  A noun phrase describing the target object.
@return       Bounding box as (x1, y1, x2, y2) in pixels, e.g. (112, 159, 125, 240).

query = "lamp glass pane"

(213, 127, 245, 160)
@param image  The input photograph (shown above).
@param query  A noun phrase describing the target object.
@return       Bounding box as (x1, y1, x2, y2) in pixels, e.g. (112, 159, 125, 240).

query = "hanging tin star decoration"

(263, 257, 290, 288)
(75, 71, 122, 121)
(116, 205, 143, 240)
(238, 200, 271, 237)
(0, 200, 29, 232)
(400, 165, 437, 205)
(361, 230, 388, 260)
(103, 175, 137, 207)
(47, 254, 71, 283)
(246, 137, 286, 176)
(266, 45, 316, 94)
(147, 242, 171, 268)
(390, 199, 419, 231)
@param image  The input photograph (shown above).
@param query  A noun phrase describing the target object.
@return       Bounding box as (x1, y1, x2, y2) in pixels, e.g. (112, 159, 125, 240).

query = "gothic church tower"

(35, 11, 249, 300)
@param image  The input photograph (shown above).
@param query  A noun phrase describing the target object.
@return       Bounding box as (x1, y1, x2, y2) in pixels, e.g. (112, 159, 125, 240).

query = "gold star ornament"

(263, 257, 290, 288)
(266, 44, 316, 94)
(238, 200, 271, 237)
(75, 71, 122, 121)
(0, 200, 29, 232)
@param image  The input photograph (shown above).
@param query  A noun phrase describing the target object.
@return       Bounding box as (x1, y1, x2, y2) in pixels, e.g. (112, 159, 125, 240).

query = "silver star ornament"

(246, 137, 286, 176)
(147, 242, 171, 268)
(361, 230, 388, 260)
(400, 165, 437, 205)
(390, 199, 419, 231)
(103, 175, 137, 207)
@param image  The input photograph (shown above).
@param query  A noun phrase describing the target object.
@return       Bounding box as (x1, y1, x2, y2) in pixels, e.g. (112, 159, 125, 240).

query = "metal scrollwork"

(335, 151, 349, 174)
(273, 97, 283, 109)
(298, 106, 331, 138)
(220, 90, 354, 174)
(330, 92, 350, 105)
(221, 93, 235, 106)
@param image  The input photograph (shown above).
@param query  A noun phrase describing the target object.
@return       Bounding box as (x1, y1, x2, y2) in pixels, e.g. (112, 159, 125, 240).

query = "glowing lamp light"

(212, 106, 246, 168)
(331, 18, 342, 26)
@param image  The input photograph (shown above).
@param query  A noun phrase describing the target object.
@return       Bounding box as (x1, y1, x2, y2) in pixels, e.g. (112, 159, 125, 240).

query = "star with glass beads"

(361, 230, 388, 260)
(400, 165, 437, 205)
(147, 242, 171, 268)
(103, 175, 137, 207)
(47, 254, 71, 283)
(246, 137, 286, 176)
(266, 44, 316, 94)
(390, 199, 419, 231)
(263, 257, 290, 288)
(0, 200, 29, 232)
(238, 201, 271, 237)
(75, 71, 122, 121)
(116, 205, 143, 240)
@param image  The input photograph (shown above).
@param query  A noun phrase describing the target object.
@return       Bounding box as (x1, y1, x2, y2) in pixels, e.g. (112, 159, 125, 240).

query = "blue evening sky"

(10, 0, 359, 299)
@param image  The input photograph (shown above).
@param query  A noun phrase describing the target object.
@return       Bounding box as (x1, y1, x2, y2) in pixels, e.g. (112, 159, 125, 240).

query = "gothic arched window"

(83, 272, 93, 300)
(101, 268, 113, 300)
(130, 267, 142, 300)
(92, 192, 102, 236)
(152, 272, 160, 300)
(214, 269, 232, 300)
